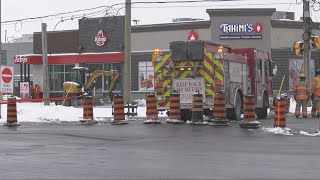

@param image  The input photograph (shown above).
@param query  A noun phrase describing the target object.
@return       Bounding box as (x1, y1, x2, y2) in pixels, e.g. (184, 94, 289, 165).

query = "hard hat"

(298, 74, 306, 79)
(316, 68, 320, 75)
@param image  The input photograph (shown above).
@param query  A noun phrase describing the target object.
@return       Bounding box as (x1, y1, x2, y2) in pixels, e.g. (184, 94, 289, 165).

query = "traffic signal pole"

(303, 0, 311, 87)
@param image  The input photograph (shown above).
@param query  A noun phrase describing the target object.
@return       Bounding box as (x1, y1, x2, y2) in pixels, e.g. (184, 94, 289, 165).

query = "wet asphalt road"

(0, 115, 320, 179)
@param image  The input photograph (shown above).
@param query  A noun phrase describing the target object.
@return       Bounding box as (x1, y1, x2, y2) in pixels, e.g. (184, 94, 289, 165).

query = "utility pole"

(0, 0, 2, 118)
(124, 0, 131, 104)
(42, 23, 50, 105)
(303, 0, 311, 87)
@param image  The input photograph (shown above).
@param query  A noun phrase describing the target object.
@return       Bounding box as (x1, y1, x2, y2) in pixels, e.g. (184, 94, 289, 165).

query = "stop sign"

(2, 67, 13, 84)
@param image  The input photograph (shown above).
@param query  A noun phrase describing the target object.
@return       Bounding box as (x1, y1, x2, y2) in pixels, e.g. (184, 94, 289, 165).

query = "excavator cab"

(69, 67, 87, 87)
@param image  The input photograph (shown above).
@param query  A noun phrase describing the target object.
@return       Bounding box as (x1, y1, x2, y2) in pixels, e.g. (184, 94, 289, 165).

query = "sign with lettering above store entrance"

(219, 22, 263, 40)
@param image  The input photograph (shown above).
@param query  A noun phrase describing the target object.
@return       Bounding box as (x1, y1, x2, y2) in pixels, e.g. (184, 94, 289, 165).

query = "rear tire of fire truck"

(228, 93, 242, 121)
(256, 93, 268, 119)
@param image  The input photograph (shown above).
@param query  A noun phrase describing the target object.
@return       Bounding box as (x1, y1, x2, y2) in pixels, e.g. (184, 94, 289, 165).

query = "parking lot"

(0, 115, 319, 179)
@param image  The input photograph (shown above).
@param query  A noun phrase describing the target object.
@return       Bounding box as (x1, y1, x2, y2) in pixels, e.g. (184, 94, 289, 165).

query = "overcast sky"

(1, 0, 314, 42)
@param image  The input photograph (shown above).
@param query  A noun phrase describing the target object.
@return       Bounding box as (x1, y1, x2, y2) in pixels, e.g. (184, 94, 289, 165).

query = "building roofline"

(34, 29, 79, 34)
(132, 21, 210, 33)
(206, 8, 276, 17)
(271, 19, 320, 29)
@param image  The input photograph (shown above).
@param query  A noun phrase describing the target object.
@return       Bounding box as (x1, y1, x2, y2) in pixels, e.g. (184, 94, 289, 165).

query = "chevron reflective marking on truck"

(155, 47, 224, 109)
(154, 54, 172, 108)
(203, 50, 215, 97)
(211, 50, 224, 90)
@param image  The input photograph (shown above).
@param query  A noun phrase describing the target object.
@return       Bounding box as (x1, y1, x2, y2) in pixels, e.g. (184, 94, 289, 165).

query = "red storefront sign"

(188, 30, 199, 41)
(14, 52, 124, 65)
(94, 30, 108, 47)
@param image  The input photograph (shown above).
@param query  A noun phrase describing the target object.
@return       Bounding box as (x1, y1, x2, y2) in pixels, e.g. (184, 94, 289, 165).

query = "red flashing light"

(216, 81, 222, 86)
(156, 82, 163, 88)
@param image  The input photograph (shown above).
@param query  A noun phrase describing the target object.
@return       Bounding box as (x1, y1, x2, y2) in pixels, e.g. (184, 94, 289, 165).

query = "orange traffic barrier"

(144, 93, 160, 124)
(5, 97, 19, 126)
(274, 97, 286, 128)
(146, 93, 158, 120)
(166, 91, 184, 124)
(112, 95, 128, 125)
(239, 95, 260, 129)
(191, 92, 204, 124)
(210, 91, 228, 126)
(80, 96, 96, 124)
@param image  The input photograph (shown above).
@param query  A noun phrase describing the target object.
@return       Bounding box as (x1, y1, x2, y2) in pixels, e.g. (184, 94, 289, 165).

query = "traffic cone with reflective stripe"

(209, 89, 228, 126)
(239, 95, 260, 129)
(4, 97, 20, 126)
(189, 92, 206, 125)
(80, 96, 97, 124)
(166, 91, 184, 124)
(112, 95, 128, 125)
(144, 93, 161, 124)
(274, 97, 286, 128)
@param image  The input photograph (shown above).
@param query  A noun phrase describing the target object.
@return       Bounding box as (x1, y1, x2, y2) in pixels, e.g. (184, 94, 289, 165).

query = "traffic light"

(294, 41, 304, 56)
(311, 36, 320, 49)
(152, 48, 161, 67)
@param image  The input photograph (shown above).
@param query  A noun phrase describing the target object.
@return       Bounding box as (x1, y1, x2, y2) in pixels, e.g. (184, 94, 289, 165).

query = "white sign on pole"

(0, 66, 14, 93)
(20, 82, 30, 99)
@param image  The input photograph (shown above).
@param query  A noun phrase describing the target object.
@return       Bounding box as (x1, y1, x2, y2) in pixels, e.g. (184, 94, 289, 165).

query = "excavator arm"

(84, 70, 120, 96)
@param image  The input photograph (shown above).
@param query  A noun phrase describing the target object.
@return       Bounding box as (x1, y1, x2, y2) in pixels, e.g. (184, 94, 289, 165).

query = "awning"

(14, 52, 124, 65)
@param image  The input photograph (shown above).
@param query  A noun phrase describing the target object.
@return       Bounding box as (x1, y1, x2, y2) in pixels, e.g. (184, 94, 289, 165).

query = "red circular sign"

(2, 68, 13, 84)
(255, 23, 263, 33)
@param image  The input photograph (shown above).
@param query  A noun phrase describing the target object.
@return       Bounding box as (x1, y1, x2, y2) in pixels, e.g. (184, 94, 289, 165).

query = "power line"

(287, 0, 294, 12)
(1, 0, 243, 25)
(0, 0, 312, 33)
(132, 2, 295, 8)
(1, 5, 120, 24)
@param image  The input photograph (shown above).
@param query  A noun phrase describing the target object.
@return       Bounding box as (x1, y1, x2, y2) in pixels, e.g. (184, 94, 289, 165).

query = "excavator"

(62, 67, 120, 106)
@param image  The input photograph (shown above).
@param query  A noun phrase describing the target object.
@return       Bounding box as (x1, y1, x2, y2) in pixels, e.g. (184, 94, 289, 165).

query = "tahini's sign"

(219, 22, 263, 40)
(94, 30, 108, 47)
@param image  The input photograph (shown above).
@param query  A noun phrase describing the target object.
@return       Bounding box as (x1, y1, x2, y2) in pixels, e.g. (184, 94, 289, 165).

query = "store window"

(49, 65, 65, 92)
(138, 61, 154, 91)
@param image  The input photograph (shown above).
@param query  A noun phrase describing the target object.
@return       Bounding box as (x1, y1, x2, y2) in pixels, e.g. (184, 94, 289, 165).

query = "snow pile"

(261, 127, 293, 136)
(186, 120, 208, 125)
(239, 120, 260, 124)
(300, 131, 320, 137)
(135, 99, 146, 107)
(0, 101, 148, 123)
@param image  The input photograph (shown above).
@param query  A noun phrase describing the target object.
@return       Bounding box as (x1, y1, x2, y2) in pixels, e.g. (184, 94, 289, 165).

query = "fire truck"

(153, 40, 275, 121)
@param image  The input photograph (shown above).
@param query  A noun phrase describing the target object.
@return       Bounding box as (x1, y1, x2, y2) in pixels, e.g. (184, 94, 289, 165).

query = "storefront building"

(14, 8, 320, 99)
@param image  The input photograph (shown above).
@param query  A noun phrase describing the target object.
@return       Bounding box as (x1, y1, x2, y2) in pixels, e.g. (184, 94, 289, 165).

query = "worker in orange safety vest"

(311, 69, 320, 118)
(34, 84, 41, 99)
(294, 74, 310, 118)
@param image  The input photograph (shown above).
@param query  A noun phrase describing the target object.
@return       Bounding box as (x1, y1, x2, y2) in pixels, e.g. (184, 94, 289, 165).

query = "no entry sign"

(1, 66, 14, 93)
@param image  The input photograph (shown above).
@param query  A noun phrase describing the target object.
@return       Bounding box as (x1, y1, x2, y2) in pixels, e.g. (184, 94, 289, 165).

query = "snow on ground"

(300, 131, 320, 137)
(261, 127, 293, 136)
(0, 99, 167, 123)
(0, 96, 315, 127)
